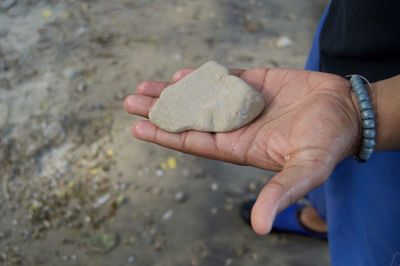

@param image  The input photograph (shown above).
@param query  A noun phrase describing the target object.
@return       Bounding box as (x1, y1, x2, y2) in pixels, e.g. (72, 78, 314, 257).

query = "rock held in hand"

(149, 61, 264, 133)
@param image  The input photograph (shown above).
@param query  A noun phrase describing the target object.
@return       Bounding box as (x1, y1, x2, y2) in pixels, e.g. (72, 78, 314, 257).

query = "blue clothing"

(305, 4, 400, 266)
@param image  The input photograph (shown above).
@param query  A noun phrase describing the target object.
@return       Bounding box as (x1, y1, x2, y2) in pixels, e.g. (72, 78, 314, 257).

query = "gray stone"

(76, 81, 87, 93)
(63, 67, 82, 80)
(1, 0, 16, 11)
(174, 191, 186, 203)
(162, 209, 173, 221)
(276, 35, 293, 48)
(149, 61, 264, 133)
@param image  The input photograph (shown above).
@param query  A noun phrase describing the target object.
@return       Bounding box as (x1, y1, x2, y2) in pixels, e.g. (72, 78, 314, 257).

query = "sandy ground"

(0, 0, 329, 265)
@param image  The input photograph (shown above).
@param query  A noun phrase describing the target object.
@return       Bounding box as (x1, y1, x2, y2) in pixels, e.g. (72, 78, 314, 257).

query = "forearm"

(373, 75, 400, 151)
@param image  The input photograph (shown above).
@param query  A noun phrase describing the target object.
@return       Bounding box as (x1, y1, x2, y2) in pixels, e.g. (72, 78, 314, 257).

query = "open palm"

(124, 67, 360, 234)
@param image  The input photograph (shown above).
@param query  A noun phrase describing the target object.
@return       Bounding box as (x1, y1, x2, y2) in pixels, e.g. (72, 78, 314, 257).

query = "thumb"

(250, 151, 335, 235)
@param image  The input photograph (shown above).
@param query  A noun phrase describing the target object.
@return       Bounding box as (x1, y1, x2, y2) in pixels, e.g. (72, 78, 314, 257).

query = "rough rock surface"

(149, 61, 265, 133)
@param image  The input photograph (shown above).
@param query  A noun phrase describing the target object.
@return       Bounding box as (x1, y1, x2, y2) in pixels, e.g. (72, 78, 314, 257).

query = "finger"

(250, 151, 334, 235)
(136, 81, 168, 97)
(132, 120, 222, 160)
(239, 68, 269, 91)
(172, 68, 246, 83)
(230, 68, 246, 76)
(124, 95, 156, 117)
(172, 69, 193, 82)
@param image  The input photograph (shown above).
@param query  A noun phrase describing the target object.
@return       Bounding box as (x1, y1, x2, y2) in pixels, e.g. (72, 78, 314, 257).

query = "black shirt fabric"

(319, 0, 400, 82)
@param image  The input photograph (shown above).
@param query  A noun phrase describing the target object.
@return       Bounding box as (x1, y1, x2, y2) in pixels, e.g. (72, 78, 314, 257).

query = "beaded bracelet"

(349, 75, 376, 162)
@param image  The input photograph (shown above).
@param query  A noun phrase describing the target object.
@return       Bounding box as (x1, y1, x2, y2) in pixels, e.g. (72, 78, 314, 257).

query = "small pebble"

(251, 252, 259, 261)
(225, 258, 233, 266)
(76, 81, 87, 93)
(127, 255, 135, 263)
(210, 206, 218, 215)
(155, 169, 164, 177)
(276, 36, 293, 48)
(162, 209, 174, 221)
(84, 216, 91, 223)
(93, 193, 111, 208)
(174, 191, 186, 203)
(63, 67, 82, 80)
(62, 255, 69, 261)
(1, 0, 16, 11)
(43, 220, 51, 229)
(71, 254, 77, 261)
(248, 182, 257, 192)
(211, 182, 219, 192)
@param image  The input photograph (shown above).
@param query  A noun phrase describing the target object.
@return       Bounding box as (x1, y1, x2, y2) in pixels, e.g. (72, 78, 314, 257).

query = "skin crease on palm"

(124, 68, 361, 235)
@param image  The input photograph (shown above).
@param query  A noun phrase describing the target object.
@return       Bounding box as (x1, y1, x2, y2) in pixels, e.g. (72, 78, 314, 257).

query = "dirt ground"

(0, 0, 329, 265)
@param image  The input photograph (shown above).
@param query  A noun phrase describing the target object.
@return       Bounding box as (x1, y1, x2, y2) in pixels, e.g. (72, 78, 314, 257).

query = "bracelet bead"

(362, 138, 376, 148)
(363, 129, 376, 139)
(362, 119, 375, 129)
(361, 109, 375, 120)
(360, 101, 373, 111)
(359, 148, 374, 161)
(349, 75, 376, 163)
(357, 93, 370, 102)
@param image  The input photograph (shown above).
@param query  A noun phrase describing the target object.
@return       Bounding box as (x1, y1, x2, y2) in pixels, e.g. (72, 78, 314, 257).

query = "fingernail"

(265, 206, 278, 234)
(133, 122, 143, 135)
(172, 72, 181, 81)
(137, 82, 148, 92)
(127, 95, 136, 104)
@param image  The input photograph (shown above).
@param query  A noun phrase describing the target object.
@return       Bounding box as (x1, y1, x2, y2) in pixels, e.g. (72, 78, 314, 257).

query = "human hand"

(124, 67, 360, 234)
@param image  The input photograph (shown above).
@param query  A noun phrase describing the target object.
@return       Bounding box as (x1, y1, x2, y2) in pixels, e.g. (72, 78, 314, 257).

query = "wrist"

(372, 75, 400, 151)
(350, 75, 400, 153)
